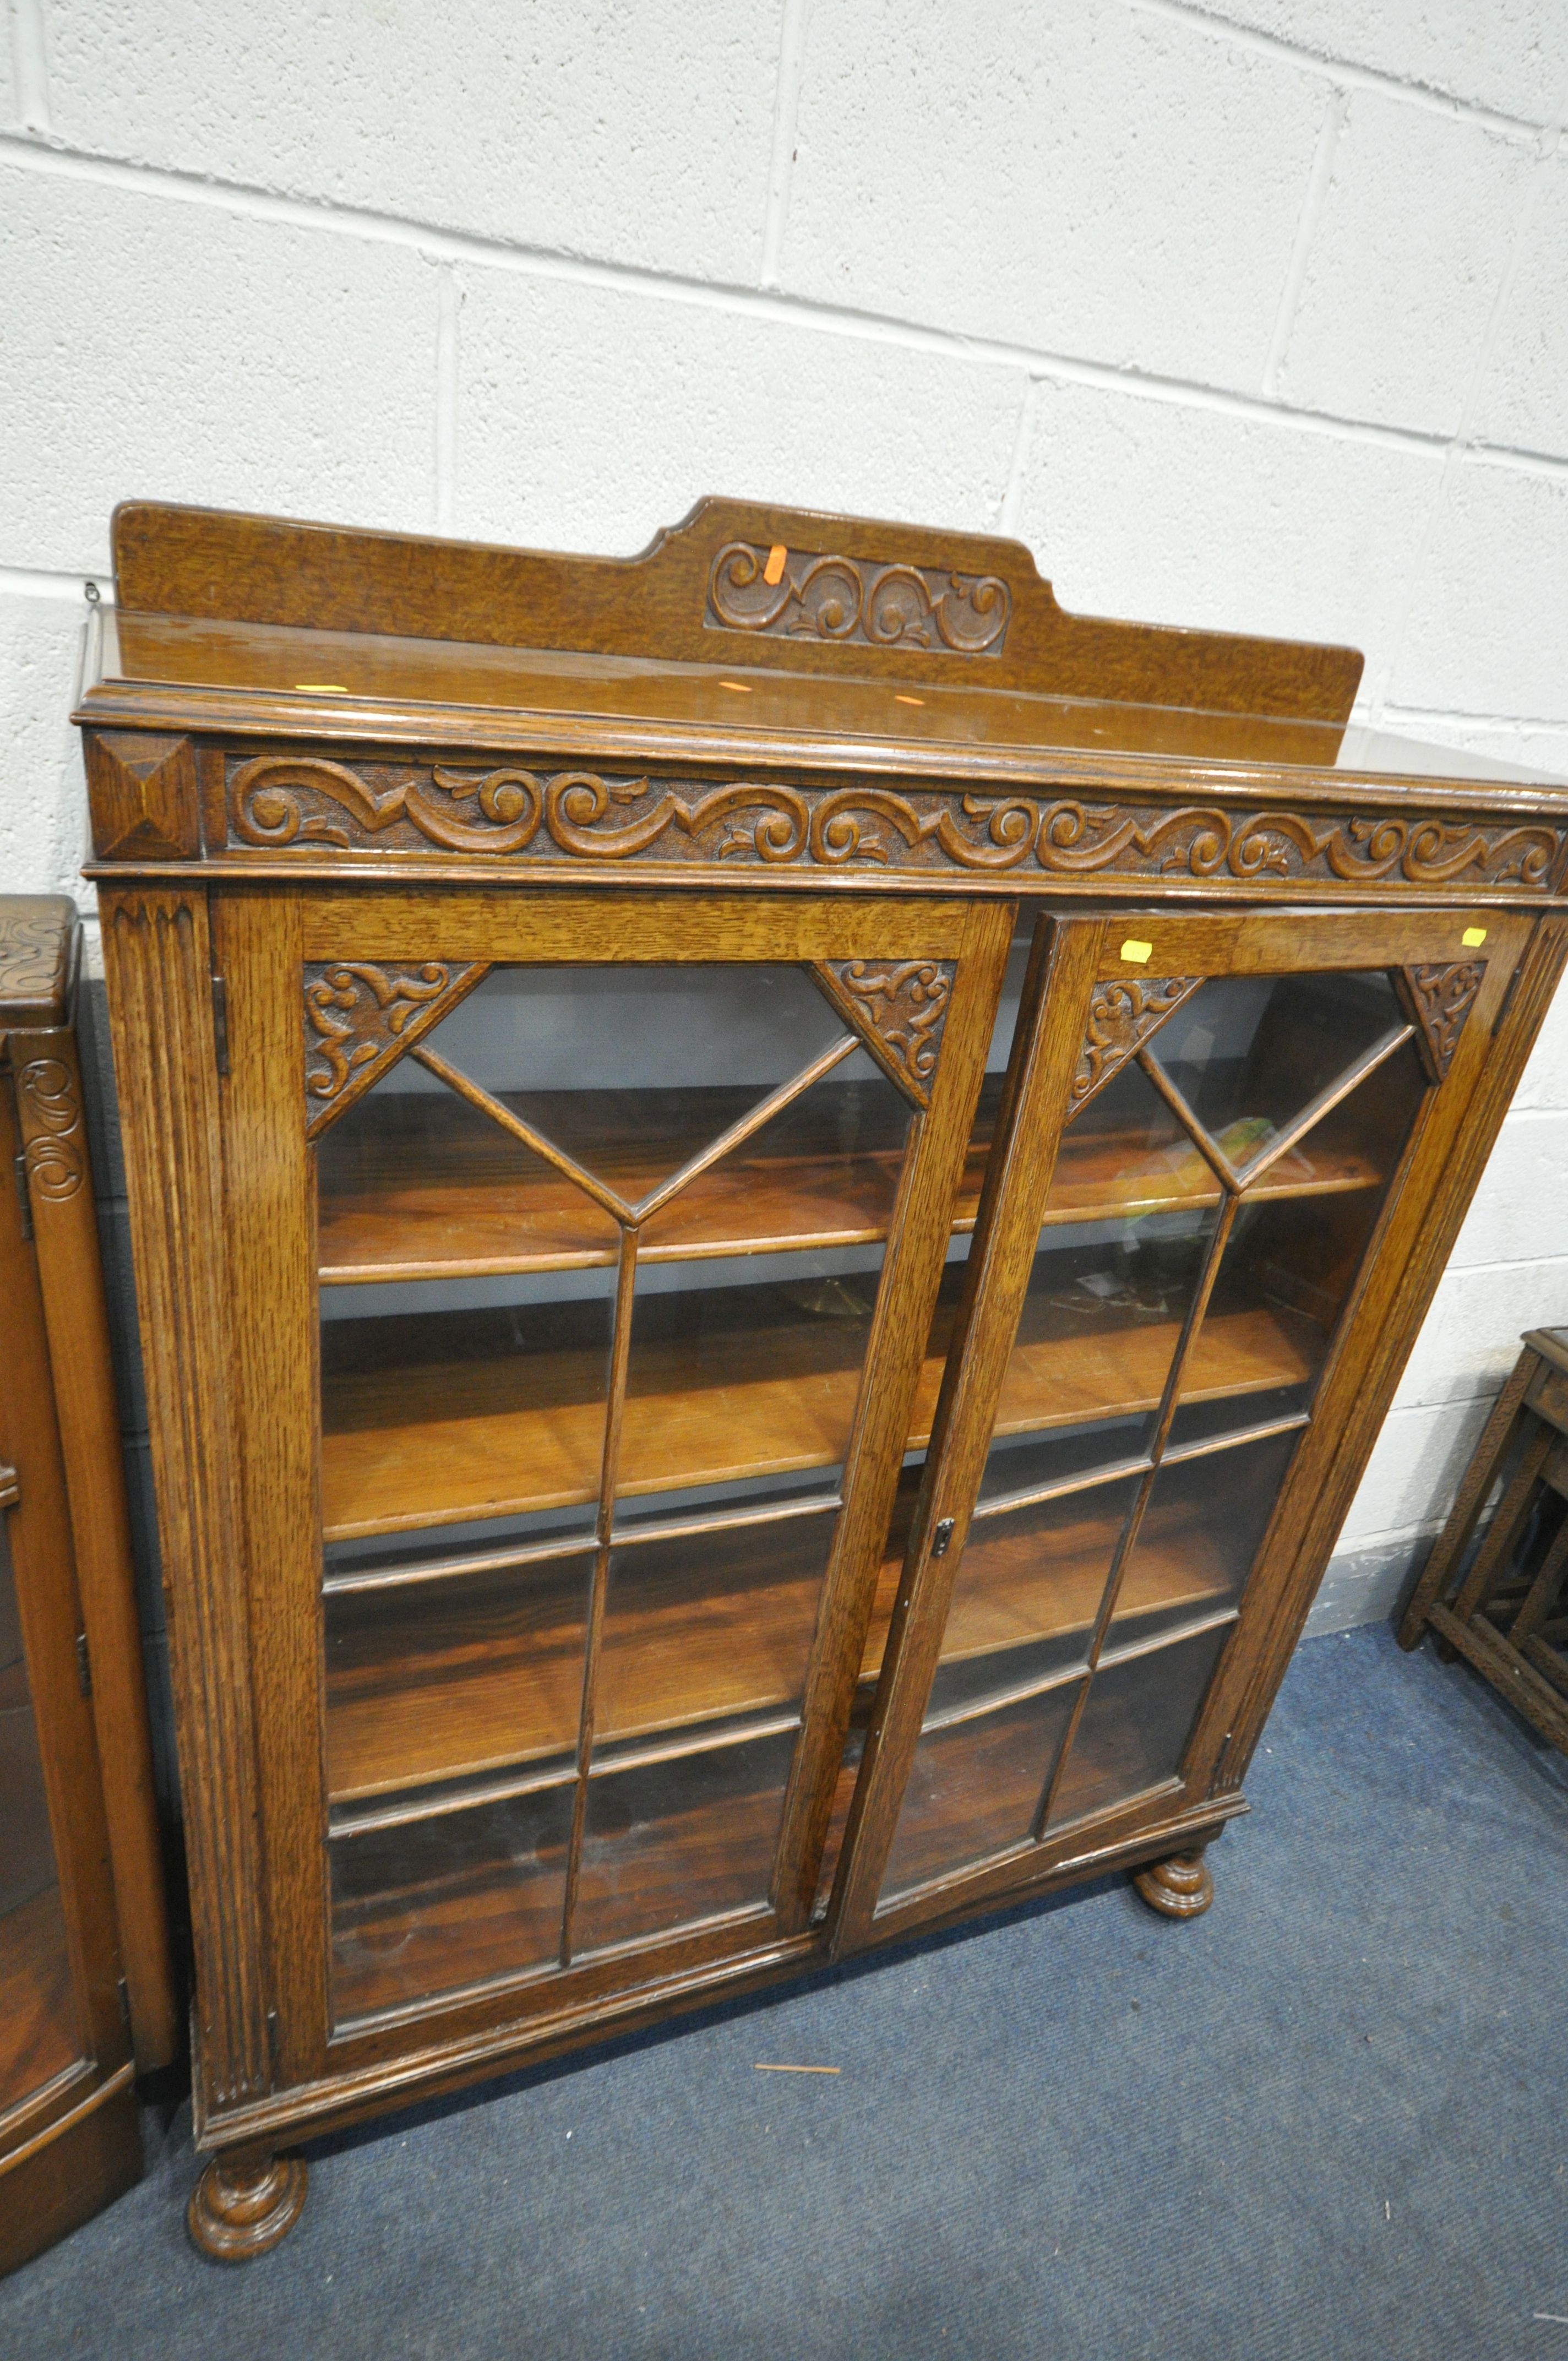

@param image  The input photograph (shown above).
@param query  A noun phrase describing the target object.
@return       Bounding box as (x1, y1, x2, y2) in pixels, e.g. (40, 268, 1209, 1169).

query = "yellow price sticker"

(1461, 927, 1487, 948)
(1119, 939, 1153, 965)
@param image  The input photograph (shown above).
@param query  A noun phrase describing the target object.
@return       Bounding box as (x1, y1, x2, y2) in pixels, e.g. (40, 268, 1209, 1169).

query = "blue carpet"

(6, 1623, 1568, 2361)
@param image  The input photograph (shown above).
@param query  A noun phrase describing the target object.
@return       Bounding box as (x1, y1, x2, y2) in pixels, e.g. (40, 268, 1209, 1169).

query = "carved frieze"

(1402, 960, 1488, 1080)
(813, 959, 956, 1106)
(1070, 977, 1205, 1114)
(706, 541, 1012, 656)
(17, 1055, 85, 1201)
(222, 756, 1566, 896)
(303, 959, 489, 1136)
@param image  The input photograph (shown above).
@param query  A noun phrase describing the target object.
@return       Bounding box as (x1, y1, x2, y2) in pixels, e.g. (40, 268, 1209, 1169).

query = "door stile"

(772, 897, 1017, 1932)
(217, 889, 333, 2086)
(1198, 911, 1568, 1793)
(827, 915, 1107, 1955)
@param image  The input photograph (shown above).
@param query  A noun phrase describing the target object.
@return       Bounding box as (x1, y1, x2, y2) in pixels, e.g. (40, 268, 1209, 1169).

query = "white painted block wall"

(4, 0, 1568, 1657)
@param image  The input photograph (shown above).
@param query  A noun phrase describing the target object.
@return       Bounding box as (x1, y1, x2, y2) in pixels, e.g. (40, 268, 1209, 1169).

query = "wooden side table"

(1398, 1328, 1568, 1750)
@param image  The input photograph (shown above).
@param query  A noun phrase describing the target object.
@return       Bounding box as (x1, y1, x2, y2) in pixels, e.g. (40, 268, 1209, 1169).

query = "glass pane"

(1047, 1622, 1232, 1830)
(619, 1244, 886, 1508)
(1147, 970, 1407, 1173)
(1172, 1037, 1428, 1441)
(1112, 1428, 1300, 1650)
(1049, 1055, 1213, 1222)
(959, 922, 1038, 1233)
(330, 1779, 574, 2021)
(318, 1085, 622, 1281)
(320, 1273, 616, 1544)
(983, 1203, 1217, 1489)
(314, 955, 933, 1999)
(574, 1729, 797, 1955)
(979, 1411, 1150, 1505)
(927, 1472, 1141, 1720)
(0, 1516, 79, 2107)
(318, 962, 857, 1285)
(639, 1069, 910, 1264)
(597, 1510, 835, 1748)
(324, 1548, 594, 1804)
(880, 1683, 1082, 1903)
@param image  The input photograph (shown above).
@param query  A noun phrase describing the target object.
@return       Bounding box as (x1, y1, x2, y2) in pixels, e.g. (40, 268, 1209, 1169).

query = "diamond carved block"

(85, 731, 200, 859)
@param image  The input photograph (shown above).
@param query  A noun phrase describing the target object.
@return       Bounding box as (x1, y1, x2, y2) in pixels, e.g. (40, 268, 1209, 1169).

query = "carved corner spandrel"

(1400, 960, 1488, 1081)
(811, 958, 957, 1106)
(1070, 975, 1205, 1115)
(302, 959, 490, 1137)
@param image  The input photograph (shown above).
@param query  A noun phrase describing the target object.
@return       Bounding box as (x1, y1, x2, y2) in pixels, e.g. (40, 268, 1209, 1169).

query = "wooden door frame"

(200, 880, 1014, 2135)
(829, 899, 1544, 1955)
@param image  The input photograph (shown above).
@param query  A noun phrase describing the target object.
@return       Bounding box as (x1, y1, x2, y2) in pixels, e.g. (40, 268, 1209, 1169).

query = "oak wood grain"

(111, 497, 1365, 723)
(100, 888, 272, 2110)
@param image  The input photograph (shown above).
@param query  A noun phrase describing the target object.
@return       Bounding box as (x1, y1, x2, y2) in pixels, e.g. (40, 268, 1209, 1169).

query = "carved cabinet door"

(214, 886, 1013, 2091)
(828, 902, 1534, 1950)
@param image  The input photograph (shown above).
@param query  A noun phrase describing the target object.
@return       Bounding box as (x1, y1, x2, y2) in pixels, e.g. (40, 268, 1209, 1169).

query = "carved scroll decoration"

(1401, 961, 1488, 1081)
(302, 959, 489, 1137)
(706, 542, 1012, 656)
(812, 959, 956, 1107)
(17, 1056, 85, 1200)
(225, 758, 1565, 896)
(1070, 977, 1206, 1115)
(0, 900, 71, 1003)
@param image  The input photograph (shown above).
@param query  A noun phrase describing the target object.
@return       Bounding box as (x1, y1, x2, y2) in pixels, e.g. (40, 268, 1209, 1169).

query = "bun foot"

(1133, 1849, 1213, 1920)
(188, 2152, 307, 2261)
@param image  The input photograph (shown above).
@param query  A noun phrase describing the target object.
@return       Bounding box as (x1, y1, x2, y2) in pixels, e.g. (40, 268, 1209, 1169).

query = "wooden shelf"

(325, 1554, 587, 1804)
(1043, 1107, 1384, 1227)
(854, 1462, 1264, 1693)
(325, 1512, 833, 1806)
(322, 1265, 1319, 1542)
(318, 1078, 935, 1282)
(317, 1077, 1386, 1285)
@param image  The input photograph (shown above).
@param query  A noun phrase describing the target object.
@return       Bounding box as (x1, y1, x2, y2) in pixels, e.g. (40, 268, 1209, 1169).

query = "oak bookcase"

(76, 497, 1568, 2258)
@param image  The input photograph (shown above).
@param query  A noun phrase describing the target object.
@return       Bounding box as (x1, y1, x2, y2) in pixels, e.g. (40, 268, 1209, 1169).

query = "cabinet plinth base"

(188, 2153, 308, 2261)
(1133, 1851, 1213, 1919)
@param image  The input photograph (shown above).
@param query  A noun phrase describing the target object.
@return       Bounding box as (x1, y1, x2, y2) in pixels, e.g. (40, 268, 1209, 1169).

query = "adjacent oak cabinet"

(0, 898, 177, 2273)
(77, 498, 1568, 2259)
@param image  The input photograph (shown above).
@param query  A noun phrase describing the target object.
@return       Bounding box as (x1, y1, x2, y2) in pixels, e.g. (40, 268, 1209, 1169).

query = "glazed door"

(833, 904, 1529, 1946)
(222, 890, 1011, 2070)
